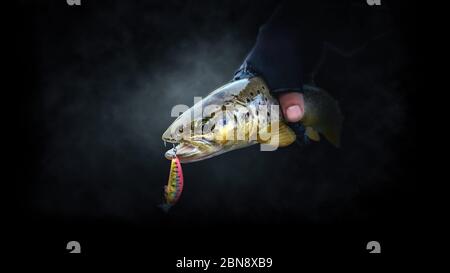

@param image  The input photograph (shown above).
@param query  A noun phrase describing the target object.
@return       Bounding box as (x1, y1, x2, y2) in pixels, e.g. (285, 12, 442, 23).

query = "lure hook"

(172, 143, 177, 156)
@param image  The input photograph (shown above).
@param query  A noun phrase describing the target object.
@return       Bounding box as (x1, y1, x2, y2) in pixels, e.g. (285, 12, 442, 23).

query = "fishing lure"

(160, 153, 184, 212)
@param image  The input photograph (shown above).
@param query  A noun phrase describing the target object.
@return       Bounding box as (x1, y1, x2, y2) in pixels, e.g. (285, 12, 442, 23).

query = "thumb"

(278, 92, 305, 122)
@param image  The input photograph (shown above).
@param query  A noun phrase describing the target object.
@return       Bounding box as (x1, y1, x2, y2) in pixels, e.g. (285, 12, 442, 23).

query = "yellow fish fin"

(258, 121, 296, 147)
(302, 85, 343, 147)
(305, 126, 320, 142)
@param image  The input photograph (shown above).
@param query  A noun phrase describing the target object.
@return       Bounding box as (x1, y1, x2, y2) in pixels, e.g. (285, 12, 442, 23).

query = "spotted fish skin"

(160, 156, 184, 212)
(162, 77, 343, 163)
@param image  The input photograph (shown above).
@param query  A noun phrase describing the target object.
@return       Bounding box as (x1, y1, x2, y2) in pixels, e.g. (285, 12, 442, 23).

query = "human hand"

(278, 92, 304, 122)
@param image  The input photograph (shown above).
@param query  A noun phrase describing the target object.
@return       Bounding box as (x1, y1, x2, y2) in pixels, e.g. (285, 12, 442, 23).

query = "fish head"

(162, 78, 269, 163)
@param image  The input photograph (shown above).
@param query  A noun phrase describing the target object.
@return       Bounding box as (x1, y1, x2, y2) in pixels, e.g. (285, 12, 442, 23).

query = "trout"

(162, 77, 343, 163)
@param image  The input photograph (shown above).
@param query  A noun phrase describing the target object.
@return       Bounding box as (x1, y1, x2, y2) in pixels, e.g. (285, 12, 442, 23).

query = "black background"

(10, 0, 420, 267)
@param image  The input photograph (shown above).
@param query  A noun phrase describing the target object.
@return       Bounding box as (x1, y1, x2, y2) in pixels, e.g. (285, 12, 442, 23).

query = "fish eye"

(178, 127, 183, 133)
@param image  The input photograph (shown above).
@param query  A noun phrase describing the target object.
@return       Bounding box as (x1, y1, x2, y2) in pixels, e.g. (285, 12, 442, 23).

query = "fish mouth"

(164, 140, 218, 163)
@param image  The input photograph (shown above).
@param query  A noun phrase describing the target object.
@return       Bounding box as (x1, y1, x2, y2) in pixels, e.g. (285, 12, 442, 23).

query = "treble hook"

(172, 143, 177, 156)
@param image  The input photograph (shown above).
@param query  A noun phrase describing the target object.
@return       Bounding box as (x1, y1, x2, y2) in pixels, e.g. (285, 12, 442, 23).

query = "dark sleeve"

(233, 1, 333, 95)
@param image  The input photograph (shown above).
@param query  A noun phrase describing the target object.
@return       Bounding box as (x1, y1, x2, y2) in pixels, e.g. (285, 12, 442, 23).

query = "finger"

(278, 92, 305, 122)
